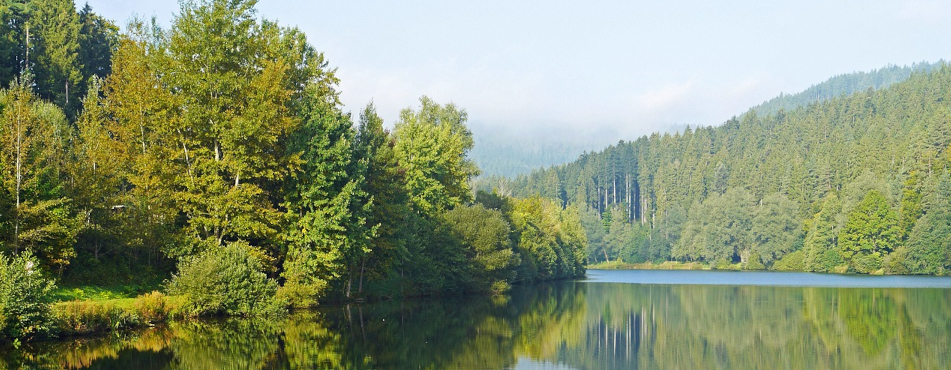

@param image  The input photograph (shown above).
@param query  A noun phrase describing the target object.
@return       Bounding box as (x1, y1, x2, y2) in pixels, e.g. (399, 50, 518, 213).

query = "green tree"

(904, 172, 951, 274)
(351, 102, 408, 295)
(839, 190, 900, 273)
(0, 73, 81, 271)
(802, 193, 844, 272)
(281, 89, 357, 305)
(98, 21, 179, 260)
(674, 188, 754, 266)
(509, 196, 585, 281)
(164, 0, 296, 253)
(76, 3, 118, 81)
(393, 96, 479, 214)
(441, 204, 519, 294)
(751, 193, 802, 267)
(29, 0, 82, 114)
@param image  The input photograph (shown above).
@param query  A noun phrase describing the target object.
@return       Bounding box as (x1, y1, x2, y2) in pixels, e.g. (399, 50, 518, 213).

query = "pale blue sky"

(84, 0, 951, 139)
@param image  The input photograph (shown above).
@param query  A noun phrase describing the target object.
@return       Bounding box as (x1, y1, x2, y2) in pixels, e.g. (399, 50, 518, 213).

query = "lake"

(3, 269, 950, 369)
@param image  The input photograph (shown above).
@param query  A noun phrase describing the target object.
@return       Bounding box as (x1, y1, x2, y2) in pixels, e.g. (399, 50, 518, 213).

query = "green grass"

(51, 284, 158, 302)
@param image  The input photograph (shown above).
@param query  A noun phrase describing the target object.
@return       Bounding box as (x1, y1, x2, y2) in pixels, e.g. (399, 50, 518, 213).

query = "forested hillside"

(0, 0, 587, 342)
(749, 61, 944, 117)
(471, 62, 944, 179)
(509, 66, 951, 275)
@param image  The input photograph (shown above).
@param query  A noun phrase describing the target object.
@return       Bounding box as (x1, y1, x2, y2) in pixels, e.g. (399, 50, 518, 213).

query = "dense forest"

(0, 0, 586, 342)
(507, 65, 951, 275)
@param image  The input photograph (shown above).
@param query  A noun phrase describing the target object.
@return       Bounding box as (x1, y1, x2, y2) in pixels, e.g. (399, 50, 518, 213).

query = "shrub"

(167, 242, 285, 317)
(773, 250, 805, 271)
(0, 252, 56, 342)
(851, 252, 884, 274)
(134, 291, 171, 323)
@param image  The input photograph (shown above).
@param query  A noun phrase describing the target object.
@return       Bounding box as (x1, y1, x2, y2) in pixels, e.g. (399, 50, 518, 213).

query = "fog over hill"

(471, 61, 946, 178)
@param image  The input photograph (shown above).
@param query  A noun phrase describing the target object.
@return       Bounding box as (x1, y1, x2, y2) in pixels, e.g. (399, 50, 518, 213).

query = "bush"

(134, 291, 172, 323)
(851, 252, 883, 274)
(773, 250, 805, 271)
(167, 242, 285, 317)
(0, 252, 56, 342)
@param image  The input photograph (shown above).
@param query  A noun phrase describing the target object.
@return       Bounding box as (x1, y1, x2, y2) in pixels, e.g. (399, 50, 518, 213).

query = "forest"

(507, 62, 951, 275)
(0, 0, 586, 342)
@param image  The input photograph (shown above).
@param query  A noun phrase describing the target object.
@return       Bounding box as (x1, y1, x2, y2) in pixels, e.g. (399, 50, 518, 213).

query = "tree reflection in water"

(2, 280, 948, 369)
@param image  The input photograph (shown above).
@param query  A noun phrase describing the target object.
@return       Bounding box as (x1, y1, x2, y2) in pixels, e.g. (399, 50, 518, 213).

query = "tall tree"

(393, 96, 479, 214)
(163, 0, 301, 253)
(76, 3, 118, 99)
(802, 193, 844, 272)
(751, 193, 802, 267)
(350, 102, 408, 295)
(29, 0, 82, 114)
(904, 172, 951, 274)
(76, 4, 117, 79)
(281, 91, 360, 303)
(0, 73, 81, 270)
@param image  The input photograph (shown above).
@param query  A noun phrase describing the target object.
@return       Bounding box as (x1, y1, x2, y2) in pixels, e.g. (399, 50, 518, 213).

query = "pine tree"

(29, 0, 82, 114)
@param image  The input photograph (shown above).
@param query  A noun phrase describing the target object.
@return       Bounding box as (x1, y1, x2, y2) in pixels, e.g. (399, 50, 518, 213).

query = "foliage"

(904, 172, 951, 274)
(393, 96, 479, 214)
(441, 204, 519, 293)
(839, 190, 901, 273)
(281, 84, 356, 305)
(509, 64, 951, 275)
(0, 252, 56, 341)
(167, 242, 284, 317)
(772, 250, 805, 271)
(507, 196, 586, 281)
(0, 73, 83, 271)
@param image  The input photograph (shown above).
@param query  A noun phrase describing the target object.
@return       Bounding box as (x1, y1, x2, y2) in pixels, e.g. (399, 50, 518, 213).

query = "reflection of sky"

(512, 357, 578, 370)
(585, 269, 951, 288)
(84, 1, 951, 140)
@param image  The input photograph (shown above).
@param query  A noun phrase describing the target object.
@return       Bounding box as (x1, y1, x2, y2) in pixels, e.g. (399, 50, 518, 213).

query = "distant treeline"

(506, 66, 951, 275)
(749, 61, 945, 118)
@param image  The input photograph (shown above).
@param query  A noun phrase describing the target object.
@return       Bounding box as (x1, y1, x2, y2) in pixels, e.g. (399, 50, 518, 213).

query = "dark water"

(3, 270, 950, 369)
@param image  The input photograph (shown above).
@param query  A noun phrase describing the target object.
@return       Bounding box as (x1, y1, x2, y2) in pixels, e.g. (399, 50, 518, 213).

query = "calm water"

(3, 270, 950, 369)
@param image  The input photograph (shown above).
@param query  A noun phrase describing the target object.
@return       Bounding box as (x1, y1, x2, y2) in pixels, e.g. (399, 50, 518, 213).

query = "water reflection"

(3, 277, 950, 369)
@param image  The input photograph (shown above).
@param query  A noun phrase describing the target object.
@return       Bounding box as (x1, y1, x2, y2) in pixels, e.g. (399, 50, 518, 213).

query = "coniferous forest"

(0, 0, 586, 342)
(508, 64, 951, 275)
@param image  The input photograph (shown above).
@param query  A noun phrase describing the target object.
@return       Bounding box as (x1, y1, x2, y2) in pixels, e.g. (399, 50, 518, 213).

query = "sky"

(84, 0, 951, 140)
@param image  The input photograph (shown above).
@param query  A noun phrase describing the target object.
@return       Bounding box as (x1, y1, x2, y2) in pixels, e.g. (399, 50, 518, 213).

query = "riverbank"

(588, 260, 708, 270)
(587, 260, 907, 276)
(51, 291, 183, 337)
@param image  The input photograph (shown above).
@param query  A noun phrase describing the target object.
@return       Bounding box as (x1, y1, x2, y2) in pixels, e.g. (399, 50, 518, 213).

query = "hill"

(504, 65, 951, 275)
(471, 62, 945, 178)
(749, 61, 945, 117)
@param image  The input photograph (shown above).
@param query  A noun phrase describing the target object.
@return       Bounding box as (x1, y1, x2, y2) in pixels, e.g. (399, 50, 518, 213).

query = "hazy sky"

(84, 0, 951, 139)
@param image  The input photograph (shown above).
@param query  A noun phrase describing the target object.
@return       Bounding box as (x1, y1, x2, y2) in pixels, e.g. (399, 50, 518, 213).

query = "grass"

(53, 286, 135, 302)
(48, 281, 183, 337)
(52, 291, 185, 337)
